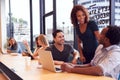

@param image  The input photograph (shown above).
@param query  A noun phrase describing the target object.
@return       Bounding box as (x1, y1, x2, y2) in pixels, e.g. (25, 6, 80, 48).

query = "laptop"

(38, 50, 62, 72)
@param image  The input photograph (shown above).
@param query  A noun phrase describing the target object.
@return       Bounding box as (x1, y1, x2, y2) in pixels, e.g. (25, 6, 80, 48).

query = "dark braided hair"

(106, 26, 120, 45)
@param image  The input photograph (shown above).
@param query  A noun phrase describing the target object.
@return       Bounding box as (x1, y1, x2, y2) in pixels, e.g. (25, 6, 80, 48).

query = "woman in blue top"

(71, 5, 100, 64)
(7, 37, 23, 54)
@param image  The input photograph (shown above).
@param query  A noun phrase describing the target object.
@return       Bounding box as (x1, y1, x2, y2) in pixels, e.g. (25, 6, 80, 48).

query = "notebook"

(38, 50, 62, 72)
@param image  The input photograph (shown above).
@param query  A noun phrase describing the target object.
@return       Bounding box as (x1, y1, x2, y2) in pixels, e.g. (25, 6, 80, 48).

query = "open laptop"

(38, 50, 62, 72)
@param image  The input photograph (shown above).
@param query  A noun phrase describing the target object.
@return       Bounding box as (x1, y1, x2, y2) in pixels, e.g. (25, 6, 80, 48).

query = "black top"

(47, 44, 74, 62)
(76, 21, 99, 63)
(76, 20, 98, 53)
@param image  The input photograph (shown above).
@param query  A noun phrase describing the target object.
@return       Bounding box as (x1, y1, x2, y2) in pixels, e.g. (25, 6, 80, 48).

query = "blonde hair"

(38, 34, 49, 46)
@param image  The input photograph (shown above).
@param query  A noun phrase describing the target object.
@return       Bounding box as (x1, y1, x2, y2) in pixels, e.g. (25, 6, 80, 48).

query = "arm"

(32, 48, 40, 59)
(77, 36, 86, 63)
(7, 45, 12, 53)
(71, 49, 80, 64)
(73, 63, 91, 68)
(33, 48, 39, 56)
(54, 60, 64, 65)
(94, 31, 100, 41)
(66, 63, 91, 68)
(23, 40, 33, 55)
(7, 50, 12, 53)
(61, 63, 103, 76)
(90, 21, 100, 41)
(7, 44, 19, 53)
(71, 65, 103, 76)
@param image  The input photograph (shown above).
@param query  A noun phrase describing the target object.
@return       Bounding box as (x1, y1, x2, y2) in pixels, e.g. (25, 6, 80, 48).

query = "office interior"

(0, 0, 120, 80)
(0, 0, 119, 52)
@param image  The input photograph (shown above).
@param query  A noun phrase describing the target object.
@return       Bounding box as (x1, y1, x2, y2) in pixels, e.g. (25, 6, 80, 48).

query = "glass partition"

(45, 15, 53, 43)
(115, 1, 120, 26)
(56, 0, 74, 46)
(32, 0, 40, 49)
(45, 0, 53, 14)
(5, 0, 30, 50)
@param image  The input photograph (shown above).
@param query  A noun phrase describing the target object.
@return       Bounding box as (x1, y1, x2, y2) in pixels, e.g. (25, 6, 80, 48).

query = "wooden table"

(0, 54, 115, 80)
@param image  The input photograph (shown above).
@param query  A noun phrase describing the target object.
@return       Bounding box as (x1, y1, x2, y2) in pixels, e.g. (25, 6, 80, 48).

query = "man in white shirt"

(61, 26, 120, 80)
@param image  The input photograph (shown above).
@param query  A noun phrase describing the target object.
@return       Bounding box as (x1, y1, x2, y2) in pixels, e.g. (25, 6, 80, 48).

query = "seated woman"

(23, 34, 49, 59)
(7, 37, 23, 54)
(22, 36, 40, 57)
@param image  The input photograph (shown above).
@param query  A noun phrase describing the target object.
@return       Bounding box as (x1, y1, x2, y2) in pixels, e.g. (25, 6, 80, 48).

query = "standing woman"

(71, 5, 99, 64)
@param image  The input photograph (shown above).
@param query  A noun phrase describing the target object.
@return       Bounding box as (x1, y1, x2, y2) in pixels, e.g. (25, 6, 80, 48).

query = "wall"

(0, 0, 7, 53)
(0, 0, 2, 51)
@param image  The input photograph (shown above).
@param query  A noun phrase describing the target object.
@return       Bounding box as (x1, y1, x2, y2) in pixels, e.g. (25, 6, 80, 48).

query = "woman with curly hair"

(71, 5, 100, 64)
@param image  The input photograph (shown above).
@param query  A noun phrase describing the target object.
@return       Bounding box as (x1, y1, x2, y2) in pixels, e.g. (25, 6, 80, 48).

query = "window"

(5, 0, 30, 50)
(56, 0, 74, 46)
(32, 0, 40, 48)
(115, 1, 120, 26)
(45, 15, 53, 42)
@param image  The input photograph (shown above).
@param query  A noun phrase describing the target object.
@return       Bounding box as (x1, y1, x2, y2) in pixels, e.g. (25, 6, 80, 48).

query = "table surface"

(0, 54, 115, 80)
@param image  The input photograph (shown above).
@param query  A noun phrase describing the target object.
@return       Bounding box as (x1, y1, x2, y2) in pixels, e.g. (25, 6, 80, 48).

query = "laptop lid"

(38, 50, 61, 72)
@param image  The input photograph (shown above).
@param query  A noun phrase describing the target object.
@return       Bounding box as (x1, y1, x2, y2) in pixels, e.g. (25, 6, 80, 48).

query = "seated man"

(48, 29, 79, 65)
(61, 26, 120, 80)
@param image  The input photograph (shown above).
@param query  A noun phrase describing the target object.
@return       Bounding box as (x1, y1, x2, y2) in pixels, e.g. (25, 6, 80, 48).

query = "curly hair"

(106, 26, 120, 45)
(71, 5, 89, 27)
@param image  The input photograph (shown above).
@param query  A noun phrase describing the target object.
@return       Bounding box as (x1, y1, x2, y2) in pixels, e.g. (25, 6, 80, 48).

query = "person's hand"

(54, 60, 64, 65)
(7, 50, 12, 53)
(23, 40, 29, 46)
(80, 56, 86, 63)
(67, 63, 77, 67)
(61, 63, 74, 73)
(61, 63, 65, 71)
(71, 58, 77, 64)
(22, 52, 29, 56)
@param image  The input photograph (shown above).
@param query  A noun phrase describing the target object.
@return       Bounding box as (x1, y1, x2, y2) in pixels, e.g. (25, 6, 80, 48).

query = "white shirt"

(91, 44, 120, 80)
